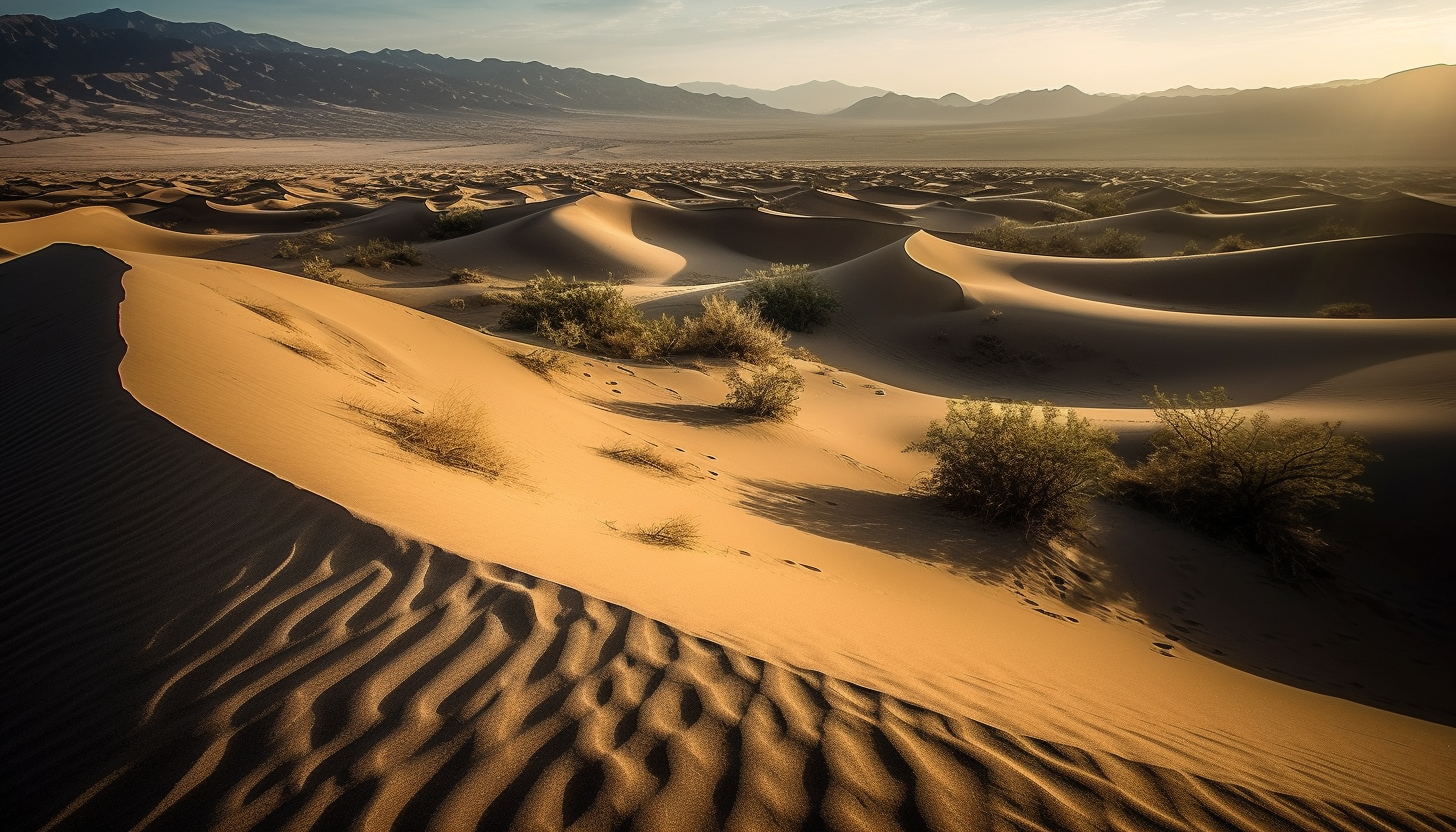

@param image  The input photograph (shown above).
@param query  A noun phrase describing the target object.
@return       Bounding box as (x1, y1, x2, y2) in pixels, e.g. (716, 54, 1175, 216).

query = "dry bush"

(1172, 240, 1204, 256)
(906, 399, 1120, 539)
(233, 298, 294, 328)
(301, 256, 342, 284)
(1316, 302, 1373, 318)
(354, 390, 507, 478)
(973, 221, 1086, 256)
(271, 337, 333, 365)
(275, 230, 338, 259)
(477, 291, 515, 307)
(743, 263, 841, 332)
(599, 441, 686, 476)
(683, 293, 788, 364)
(722, 363, 804, 421)
(498, 273, 644, 353)
(451, 267, 491, 284)
(447, 297, 467, 311)
(512, 348, 571, 377)
(347, 238, 422, 269)
(631, 515, 700, 547)
(1124, 387, 1380, 575)
(1211, 234, 1261, 253)
(1312, 219, 1359, 240)
(1174, 200, 1206, 214)
(430, 205, 487, 240)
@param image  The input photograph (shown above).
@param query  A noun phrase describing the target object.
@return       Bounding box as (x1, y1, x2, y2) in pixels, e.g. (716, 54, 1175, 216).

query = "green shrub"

(430, 205, 488, 240)
(682, 293, 787, 364)
(276, 231, 338, 260)
(1079, 192, 1127, 218)
(743, 263, 840, 332)
(906, 399, 1120, 539)
(1126, 388, 1379, 574)
(347, 238, 422, 269)
(1211, 234, 1261, 253)
(1315, 302, 1374, 319)
(301, 256, 342, 284)
(722, 363, 804, 421)
(498, 273, 642, 352)
(972, 221, 1088, 257)
(1086, 228, 1144, 258)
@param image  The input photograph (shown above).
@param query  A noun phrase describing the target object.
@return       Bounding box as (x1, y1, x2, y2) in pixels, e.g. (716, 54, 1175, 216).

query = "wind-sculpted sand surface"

(2, 165, 1454, 831)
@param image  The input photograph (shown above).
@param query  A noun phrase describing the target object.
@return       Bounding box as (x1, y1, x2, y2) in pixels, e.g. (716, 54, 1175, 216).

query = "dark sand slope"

(4, 245, 1451, 832)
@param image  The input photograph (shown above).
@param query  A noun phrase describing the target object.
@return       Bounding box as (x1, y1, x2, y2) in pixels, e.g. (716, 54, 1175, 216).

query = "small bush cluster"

(970, 221, 1141, 258)
(631, 515, 700, 547)
(906, 400, 1120, 539)
(451, 267, 491, 284)
(1078, 192, 1127, 218)
(1172, 240, 1204, 256)
(511, 348, 571, 377)
(347, 238, 422, 269)
(1211, 234, 1261, 253)
(1315, 302, 1374, 318)
(478, 290, 516, 306)
(1122, 388, 1379, 574)
(906, 388, 1380, 568)
(276, 230, 338, 259)
(743, 263, 840, 332)
(1312, 218, 1359, 240)
(722, 364, 804, 421)
(301, 256, 342, 284)
(355, 390, 507, 478)
(599, 441, 686, 476)
(497, 274, 789, 364)
(1174, 200, 1206, 214)
(430, 205, 488, 240)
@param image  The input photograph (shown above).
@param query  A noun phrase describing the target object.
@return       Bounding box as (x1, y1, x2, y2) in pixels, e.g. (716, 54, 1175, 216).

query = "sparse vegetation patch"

(631, 515, 700, 547)
(721, 363, 804, 421)
(347, 238, 422, 269)
(743, 263, 841, 332)
(430, 205, 488, 239)
(351, 390, 507, 478)
(599, 441, 687, 476)
(1315, 302, 1374, 318)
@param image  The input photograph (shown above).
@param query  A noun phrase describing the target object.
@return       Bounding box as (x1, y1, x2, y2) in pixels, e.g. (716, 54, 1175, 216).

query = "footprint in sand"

(831, 379, 846, 388)
(583, 372, 592, 377)
(800, 564, 822, 573)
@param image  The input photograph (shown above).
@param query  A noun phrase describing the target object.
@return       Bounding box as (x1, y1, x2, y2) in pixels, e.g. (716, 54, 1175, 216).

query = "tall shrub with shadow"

(1123, 387, 1380, 576)
(906, 399, 1121, 540)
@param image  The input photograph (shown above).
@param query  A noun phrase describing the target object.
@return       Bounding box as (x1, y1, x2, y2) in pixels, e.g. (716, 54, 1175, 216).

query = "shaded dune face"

(6, 248, 1448, 831)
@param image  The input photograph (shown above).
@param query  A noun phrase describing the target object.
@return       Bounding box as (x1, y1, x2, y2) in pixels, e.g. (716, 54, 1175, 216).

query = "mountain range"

(0, 8, 1451, 163)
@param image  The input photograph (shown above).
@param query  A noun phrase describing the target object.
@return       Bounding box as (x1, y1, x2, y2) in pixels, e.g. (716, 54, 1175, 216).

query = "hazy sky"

(12, 1, 1455, 98)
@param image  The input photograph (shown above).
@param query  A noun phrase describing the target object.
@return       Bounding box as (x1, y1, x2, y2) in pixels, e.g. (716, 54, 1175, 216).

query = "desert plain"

(2, 159, 1454, 832)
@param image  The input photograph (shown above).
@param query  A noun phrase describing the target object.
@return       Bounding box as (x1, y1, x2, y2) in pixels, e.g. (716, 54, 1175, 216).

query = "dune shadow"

(735, 480, 1033, 585)
(595, 400, 742, 427)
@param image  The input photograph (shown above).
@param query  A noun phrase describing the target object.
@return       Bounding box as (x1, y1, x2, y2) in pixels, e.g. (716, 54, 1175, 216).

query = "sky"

(10, 1, 1455, 98)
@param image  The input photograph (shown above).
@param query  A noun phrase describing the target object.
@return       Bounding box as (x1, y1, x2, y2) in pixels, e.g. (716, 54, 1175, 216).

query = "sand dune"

(3, 165, 1454, 832)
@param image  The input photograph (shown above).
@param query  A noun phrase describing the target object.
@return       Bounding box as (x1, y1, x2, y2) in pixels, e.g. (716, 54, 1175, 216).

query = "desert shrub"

(599, 441, 686, 476)
(1125, 387, 1379, 574)
(358, 390, 506, 477)
(447, 298, 467, 311)
(1172, 240, 1204, 256)
(276, 230, 338, 259)
(1211, 234, 1261, 253)
(906, 399, 1120, 538)
(1079, 192, 1127, 218)
(631, 515, 700, 547)
(1174, 200, 1206, 214)
(682, 293, 787, 364)
(743, 263, 841, 332)
(973, 221, 1087, 256)
(301, 256, 342, 284)
(451, 267, 491, 284)
(1312, 218, 1358, 240)
(1315, 302, 1374, 319)
(271, 336, 333, 365)
(347, 238, 422, 269)
(512, 348, 571, 377)
(478, 290, 515, 306)
(430, 205, 487, 240)
(498, 273, 643, 353)
(1086, 228, 1144, 258)
(721, 363, 804, 421)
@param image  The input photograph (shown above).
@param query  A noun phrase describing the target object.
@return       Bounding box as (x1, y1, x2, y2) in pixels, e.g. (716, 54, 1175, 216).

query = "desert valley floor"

(2, 164, 1454, 832)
